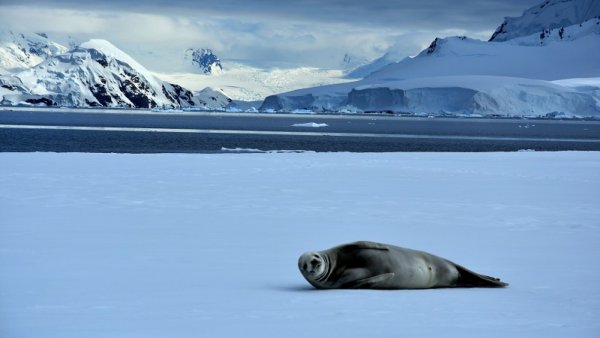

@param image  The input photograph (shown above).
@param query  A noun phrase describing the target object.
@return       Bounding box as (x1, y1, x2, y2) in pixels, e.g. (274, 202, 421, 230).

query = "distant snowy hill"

(261, 0, 600, 117)
(490, 0, 600, 42)
(184, 48, 222, 75)
(0, 39, 226, 109)
(0, 31, 68, 75)
(193, 87, 232, 110)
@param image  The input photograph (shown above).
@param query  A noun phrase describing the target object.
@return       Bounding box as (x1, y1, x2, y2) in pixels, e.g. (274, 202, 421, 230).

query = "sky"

(0, 0, 541, 72)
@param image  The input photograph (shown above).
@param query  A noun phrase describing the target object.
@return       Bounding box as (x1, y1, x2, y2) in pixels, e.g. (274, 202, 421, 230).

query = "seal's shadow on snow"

(272, 284, 317, 292)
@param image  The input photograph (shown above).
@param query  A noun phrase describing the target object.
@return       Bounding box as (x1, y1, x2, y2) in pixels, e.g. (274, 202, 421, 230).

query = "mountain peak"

(185, 48, 222, 75)
(80, 39, 140, 67)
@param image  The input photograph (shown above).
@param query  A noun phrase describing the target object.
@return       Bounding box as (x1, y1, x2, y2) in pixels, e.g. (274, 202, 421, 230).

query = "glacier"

(263, 75, 599, 116)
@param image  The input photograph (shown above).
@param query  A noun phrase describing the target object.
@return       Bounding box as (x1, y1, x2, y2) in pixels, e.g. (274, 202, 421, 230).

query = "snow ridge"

(0, 31, 68, 74)
(346, 53, 407, 79)
(489, 0, 600, 41)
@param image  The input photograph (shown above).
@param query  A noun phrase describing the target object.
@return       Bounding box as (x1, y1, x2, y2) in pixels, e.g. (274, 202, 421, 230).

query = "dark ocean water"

(1, 110, 599, 153)
(2, 128, 600, 153)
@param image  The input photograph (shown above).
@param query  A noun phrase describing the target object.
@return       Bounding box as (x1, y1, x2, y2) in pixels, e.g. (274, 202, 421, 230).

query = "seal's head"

(298, 251, 328, 283)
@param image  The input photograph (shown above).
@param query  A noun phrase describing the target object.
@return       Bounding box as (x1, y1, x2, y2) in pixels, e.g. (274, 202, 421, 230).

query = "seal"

(298, 241, 508, 289)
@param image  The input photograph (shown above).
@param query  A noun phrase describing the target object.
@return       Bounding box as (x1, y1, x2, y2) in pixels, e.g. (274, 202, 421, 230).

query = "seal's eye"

(311, 259, 319, 265)
(303, 263, 307, 270)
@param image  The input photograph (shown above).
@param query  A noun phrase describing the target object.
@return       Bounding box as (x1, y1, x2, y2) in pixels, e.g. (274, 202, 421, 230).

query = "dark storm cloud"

(0, 0, 542, 70)
(1, 0, 539, 31)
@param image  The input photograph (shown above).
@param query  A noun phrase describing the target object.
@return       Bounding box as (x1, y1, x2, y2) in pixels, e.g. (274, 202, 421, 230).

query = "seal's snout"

(298, 252, 311, 273)
(299, 252, 326, 276)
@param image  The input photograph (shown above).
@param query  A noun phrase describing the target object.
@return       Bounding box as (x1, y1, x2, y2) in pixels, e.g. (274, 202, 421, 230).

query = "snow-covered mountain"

(0, 33, 341, 109)
(261, 0, 600, 116)
(0, 39, 226, 109)
(0, 31, 68, 75)
(364, 21, 599, 82)
(489, 0, 600, 42)
(184, 48, 222, 75)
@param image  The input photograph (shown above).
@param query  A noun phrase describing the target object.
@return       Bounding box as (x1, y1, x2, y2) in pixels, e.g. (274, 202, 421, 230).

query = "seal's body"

(298, 241, 508, 289)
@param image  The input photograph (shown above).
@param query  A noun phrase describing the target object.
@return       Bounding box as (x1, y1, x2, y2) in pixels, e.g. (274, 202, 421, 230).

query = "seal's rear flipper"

(454, 264, 509, 287)
(348, 272, 395, 288)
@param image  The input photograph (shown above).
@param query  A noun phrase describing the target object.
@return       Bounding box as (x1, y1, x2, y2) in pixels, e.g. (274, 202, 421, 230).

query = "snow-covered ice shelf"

(0, 152, 599, 338)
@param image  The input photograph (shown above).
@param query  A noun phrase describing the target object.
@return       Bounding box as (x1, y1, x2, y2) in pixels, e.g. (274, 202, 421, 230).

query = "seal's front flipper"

(348, 273, 395, 289)
(454, 264, 509, 287)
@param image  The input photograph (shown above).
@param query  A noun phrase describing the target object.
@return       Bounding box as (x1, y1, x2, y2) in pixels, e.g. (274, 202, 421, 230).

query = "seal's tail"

(454, 264, 509, 287)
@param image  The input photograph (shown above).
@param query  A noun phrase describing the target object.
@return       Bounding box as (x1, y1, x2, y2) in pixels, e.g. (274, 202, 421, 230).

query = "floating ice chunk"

(291, 122, 328, 128)
(291, 109, 315, 114)
(225, 106, 242, 113)
(220, 147, 312, 153)
(337, 105, 363, 114)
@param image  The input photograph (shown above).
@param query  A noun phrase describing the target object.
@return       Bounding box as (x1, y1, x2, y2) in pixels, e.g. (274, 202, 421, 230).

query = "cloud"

(0, 6, 106, 34)
(0, 0, 540, 71)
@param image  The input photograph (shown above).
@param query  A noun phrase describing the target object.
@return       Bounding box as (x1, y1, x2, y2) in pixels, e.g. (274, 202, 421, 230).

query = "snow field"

(154, 64, 351, 102)
(0, 151, 599, 337)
